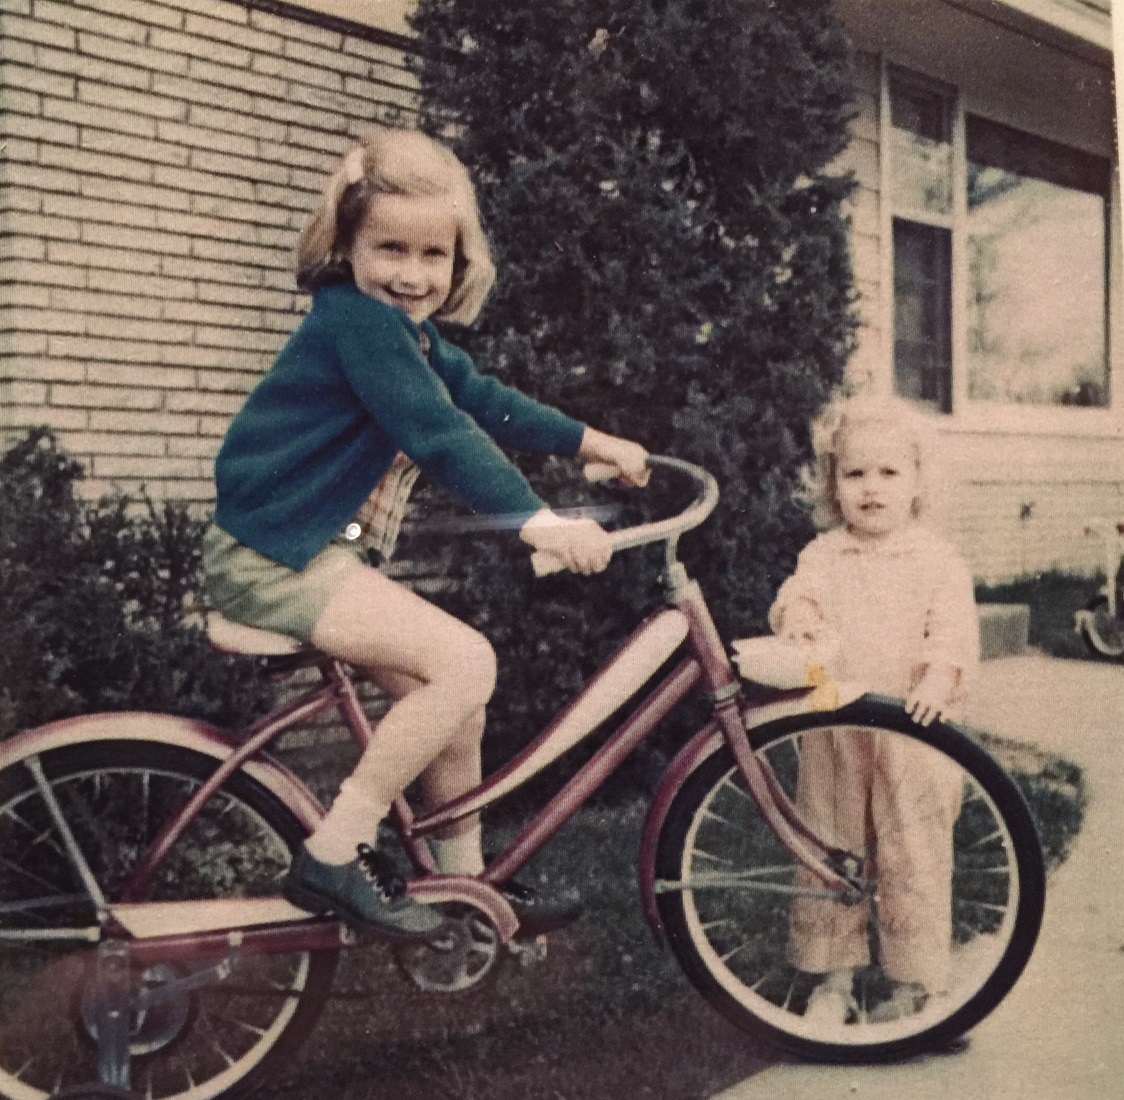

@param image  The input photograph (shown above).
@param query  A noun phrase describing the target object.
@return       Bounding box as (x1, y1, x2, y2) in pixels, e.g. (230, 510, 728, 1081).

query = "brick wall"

(0, 0, 417, 500)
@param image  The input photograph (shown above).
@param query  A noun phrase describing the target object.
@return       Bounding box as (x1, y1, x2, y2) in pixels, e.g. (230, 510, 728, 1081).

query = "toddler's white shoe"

(803, 977, 856, 1027)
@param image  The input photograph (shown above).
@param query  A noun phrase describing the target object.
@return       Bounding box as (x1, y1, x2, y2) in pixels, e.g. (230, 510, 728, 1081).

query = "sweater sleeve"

(329, 292, 549, 519)
(768, 537, 835, 635)
(429, 333, 586, 456)
(921, 545, 981, 687)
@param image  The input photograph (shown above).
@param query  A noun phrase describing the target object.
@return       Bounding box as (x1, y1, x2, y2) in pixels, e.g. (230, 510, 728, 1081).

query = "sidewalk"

(712, 653, 1124, 1100)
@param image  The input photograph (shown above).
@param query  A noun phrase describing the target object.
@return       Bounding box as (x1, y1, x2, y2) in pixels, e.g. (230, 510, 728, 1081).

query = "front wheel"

(1078, 595, 1124, 658)
(655, 698, 1045, 1062)
(0, 738, 338, 1100)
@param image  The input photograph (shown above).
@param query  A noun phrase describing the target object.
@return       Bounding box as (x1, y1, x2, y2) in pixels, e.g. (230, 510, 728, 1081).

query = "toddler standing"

(769, 394, 979, 1024)
(204, 127, 648, 938)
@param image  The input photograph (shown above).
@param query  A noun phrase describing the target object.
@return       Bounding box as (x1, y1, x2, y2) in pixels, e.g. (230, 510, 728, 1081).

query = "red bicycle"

(0, 457, 1045, 1098)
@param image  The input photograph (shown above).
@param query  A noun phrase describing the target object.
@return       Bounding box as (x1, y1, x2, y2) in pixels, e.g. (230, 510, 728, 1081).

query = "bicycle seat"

(205, 611, 304, 656)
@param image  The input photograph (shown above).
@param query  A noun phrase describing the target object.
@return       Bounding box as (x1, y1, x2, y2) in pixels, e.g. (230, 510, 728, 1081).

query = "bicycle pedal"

(508, 935, 548, 967)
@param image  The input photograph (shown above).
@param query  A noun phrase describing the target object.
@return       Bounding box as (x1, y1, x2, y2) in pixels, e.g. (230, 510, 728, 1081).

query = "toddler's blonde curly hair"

(802, 393, 938, 530)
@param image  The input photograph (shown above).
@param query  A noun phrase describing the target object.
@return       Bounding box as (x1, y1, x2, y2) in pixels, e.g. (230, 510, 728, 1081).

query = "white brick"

(195, 367, 263, 393)
(150, 26, 251, 70)
(183, 13, 283, 54)
(162, 299, 262, 328)
(190, 148, 288, 186)
(159, 343, 269, 371)
(197, 413, 234, 436)
(35, 0, 149, 43)
(77, 31, 191, 76)
(161, 0, 247, 25)
(190, 237, 289, 270)
(5, 210, 81, 240)
(162, 255, 260, 286)
(155, 209, 258, 244)
(67, 431, 167, 457)
(52, 384, 163, 410)
(1, 111, 78, 144)
(0, 85, 39, 113)
(48, 334, 164, 363)
(1, 282, 50, 307)
(249, 8, 340, 48)
(0, 236, 47, 260)
(86, 315, 193, 345)
(39, 145, 153, 184)
(187, 57, 286, 99)
(81, 222, 191, 257)
(83, 128, 189, 166)
(86, 267, 194, 299)
(153, 164, 257, 202)
(191, 193, 291, 227)
(0, 258, 85, 286)
(343, 76, 418, 112)
(0, 0, 32, 15)
(196, 280, 292, 310)
(89, 362, 194, 389)
(0, 12, 76, 49)
(0, 60, 75, 97)
(80, 0, 184, 31)
(167, 435, 220, 458)
(5, 403, 87, 429)
(3, 379, 47, 402)
(165, 389, 243, 414)
(0, 37, 35, 64)
(152, 72, 254, 115)
(6, 356, 84, 382)
(35, 45, 151, 91)
(252, 53, 343, 91)
(78, 80, 188, 122)
(252, 94, 341, 134)
(187, 102, 286, 143)
(0, 185, 41, 213)
(285, 123, 353, 156)
(93, 454, 205, 479)
(80, 176, 192, 213)
(0, 305, 84, 334)
(0, 135, 37, 162)
(344, 35, 410, 70)
(8, 164, 82, 194)
(156, 118, 259, 159)
(49, 240, 162, 276)
(89, 408, 196, 434)
(48, 98, 157, 138)
(42, 193, 158, 230)
(193, 324, 283, 353)
(0, 330, 48, 353)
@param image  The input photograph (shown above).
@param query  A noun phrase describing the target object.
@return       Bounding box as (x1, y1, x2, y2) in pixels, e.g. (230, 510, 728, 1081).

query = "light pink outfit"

(768, 523, 980, 990)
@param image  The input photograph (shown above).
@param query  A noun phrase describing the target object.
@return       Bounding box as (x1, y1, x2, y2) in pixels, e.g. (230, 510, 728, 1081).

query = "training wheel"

(394, 903, 500, 993)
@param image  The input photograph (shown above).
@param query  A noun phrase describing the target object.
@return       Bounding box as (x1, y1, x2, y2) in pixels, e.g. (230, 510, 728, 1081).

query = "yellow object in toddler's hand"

(806, 665, 840, 711)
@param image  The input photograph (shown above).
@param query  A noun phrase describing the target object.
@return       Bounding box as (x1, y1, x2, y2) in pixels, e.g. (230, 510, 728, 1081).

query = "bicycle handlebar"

(531, 455, 719, 577)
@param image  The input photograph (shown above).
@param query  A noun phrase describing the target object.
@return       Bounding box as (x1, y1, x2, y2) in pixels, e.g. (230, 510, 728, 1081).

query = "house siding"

(835, 1, 1124, 579)
(0, 0, 416, 500)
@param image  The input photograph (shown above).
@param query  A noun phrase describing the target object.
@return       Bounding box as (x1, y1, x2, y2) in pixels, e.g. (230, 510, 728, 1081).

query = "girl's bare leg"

(305, 567, 494, 863)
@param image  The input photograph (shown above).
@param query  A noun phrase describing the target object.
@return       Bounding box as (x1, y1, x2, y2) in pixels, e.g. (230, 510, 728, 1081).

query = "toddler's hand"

(520, 509, 614, 575)
(777, 598, 825, 643)
(905, 664, 961, 726)
(578, 428, 650, 487)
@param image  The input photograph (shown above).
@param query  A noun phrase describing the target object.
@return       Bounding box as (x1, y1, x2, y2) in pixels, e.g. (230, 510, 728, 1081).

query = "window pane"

(890, 74, 953, 216)
(966, 116, 1109, 407)
(894, 219, 952, 412)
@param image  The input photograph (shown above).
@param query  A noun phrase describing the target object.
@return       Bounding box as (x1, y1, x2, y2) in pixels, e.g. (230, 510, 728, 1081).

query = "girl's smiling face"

(348, 193, 457, 323)
(835, 424, 919, 540)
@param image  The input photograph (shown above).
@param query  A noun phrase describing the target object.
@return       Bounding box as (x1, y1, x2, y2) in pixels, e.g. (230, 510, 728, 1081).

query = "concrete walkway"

(712, 653, 1124, 1100)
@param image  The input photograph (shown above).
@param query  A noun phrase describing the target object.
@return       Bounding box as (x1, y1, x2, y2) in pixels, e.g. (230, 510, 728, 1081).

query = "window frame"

(879, 59, 1122, 436)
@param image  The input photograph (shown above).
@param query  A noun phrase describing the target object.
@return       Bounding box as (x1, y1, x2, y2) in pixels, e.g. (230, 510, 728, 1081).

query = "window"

(888, 68, 1112, 412)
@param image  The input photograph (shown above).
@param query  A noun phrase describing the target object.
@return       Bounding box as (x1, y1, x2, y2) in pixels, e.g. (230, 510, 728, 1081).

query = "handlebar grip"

(531, 550, 566, 577)
(583, 462, 620, 482)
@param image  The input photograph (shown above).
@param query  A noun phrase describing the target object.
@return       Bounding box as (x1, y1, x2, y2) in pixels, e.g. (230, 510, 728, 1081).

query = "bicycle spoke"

(23, 756, 106, 910)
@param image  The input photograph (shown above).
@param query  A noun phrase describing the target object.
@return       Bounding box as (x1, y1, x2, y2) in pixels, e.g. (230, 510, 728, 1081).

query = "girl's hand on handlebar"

(520, 509, 614, 574)
(578, 428, 650, 487)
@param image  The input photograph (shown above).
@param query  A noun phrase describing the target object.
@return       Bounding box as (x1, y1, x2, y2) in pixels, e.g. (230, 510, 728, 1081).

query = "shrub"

(0, 428, 273, 738)
(406, 0, 858, 786)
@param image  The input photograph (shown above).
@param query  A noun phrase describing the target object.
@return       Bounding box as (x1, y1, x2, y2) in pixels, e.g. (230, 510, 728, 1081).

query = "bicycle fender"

(639, 722, 724, 946)
(0, 711, 326, 832)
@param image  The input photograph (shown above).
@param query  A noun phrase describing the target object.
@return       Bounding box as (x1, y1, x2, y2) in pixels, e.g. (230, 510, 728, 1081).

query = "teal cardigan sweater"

(214, 283, 586, 570)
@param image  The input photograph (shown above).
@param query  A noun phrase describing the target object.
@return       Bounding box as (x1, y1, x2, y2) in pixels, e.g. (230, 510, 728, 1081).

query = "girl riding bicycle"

(203, 126, 648, 938)
(769, 393, 980, 1027)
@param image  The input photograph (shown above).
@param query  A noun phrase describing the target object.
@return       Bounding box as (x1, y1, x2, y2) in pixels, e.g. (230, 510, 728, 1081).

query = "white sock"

(431, 825, 485, 876)
(305, 778, 390, 866)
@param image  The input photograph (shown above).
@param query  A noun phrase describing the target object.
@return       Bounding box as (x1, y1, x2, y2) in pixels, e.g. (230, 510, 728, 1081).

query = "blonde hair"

(802, 392, 938, 530)
(296, 126, 496, 325)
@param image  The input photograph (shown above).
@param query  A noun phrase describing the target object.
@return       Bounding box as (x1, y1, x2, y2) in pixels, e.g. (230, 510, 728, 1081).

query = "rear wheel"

(0, 738, 338, 1099)
(655, 698, 1045, 1062)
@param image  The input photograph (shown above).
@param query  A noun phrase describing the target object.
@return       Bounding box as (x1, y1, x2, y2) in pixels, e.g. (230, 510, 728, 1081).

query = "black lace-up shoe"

(282, 843, 446, 938)
(500, 879, 583, 937)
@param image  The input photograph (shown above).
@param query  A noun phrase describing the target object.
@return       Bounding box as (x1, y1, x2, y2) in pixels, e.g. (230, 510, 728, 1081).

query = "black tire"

(1078, 595, 1124, 659)
(655, 697, 1045, 1062)
(0, 738, 338, 1100)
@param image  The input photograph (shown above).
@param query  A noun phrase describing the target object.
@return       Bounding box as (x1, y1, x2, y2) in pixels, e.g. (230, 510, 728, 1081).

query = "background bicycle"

(1073, 518, 1124, 659)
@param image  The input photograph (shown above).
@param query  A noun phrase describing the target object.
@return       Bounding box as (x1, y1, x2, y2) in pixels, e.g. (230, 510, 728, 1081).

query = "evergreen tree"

(406, 0, 858, 784)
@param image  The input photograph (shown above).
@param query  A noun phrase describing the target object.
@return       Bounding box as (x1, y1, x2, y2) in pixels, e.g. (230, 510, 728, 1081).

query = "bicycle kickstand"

(94, 938, 135, 1093)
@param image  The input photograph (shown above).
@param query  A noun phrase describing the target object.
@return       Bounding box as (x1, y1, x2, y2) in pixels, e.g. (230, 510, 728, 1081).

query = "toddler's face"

(834, 424, 918, 540)
(348, 193, 457, 323)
